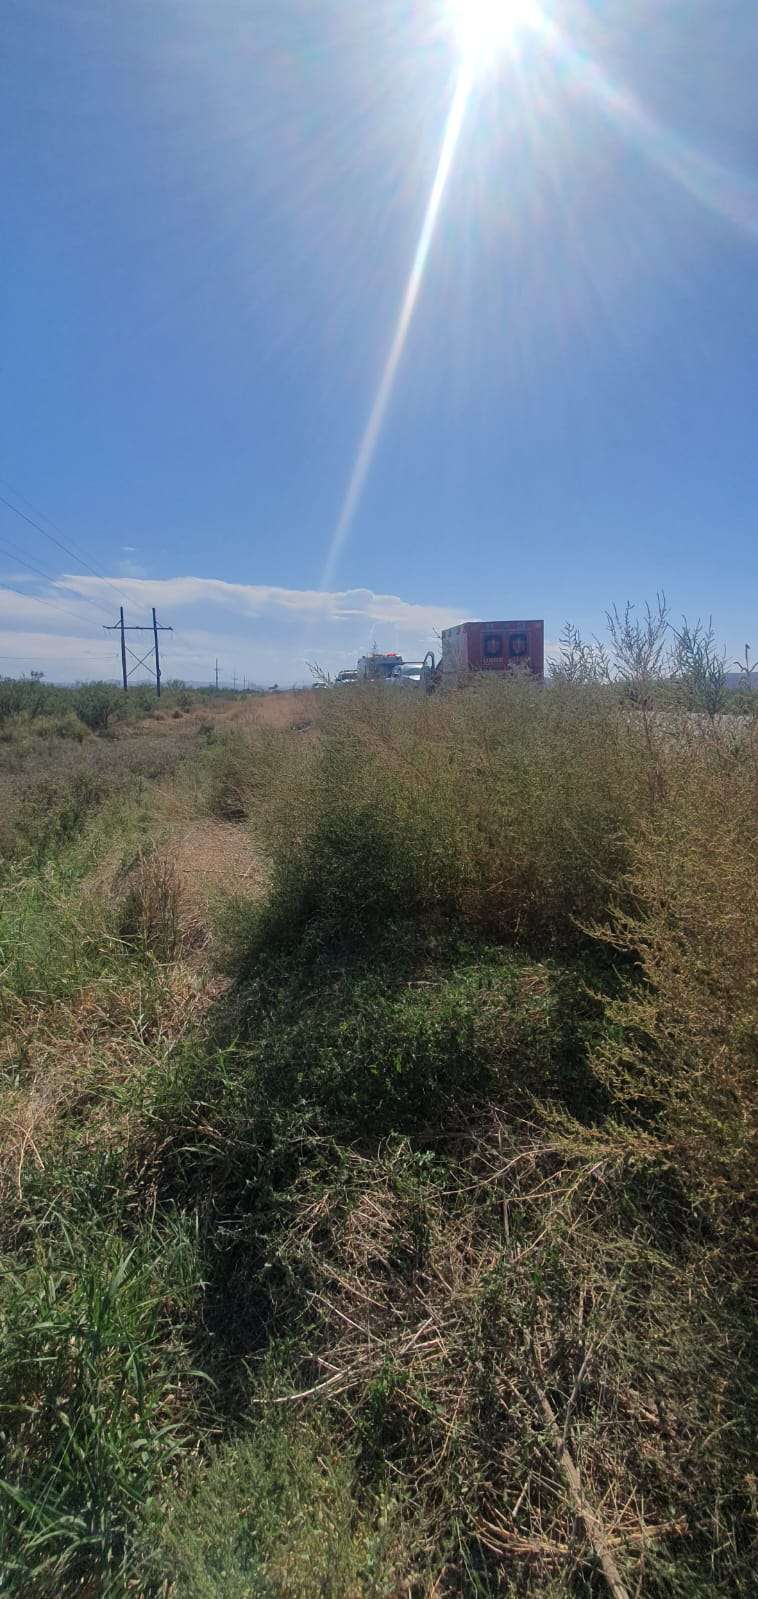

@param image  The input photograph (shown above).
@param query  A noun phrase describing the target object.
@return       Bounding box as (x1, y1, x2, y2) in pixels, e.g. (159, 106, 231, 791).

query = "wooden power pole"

(119, 607, 127, 693)
(104, 608, 173, 696)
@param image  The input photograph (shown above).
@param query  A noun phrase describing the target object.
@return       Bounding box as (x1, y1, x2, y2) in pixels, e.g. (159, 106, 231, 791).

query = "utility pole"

(152, 607, 162, 698)
(104, 608, 173, 696)
(215, 658, 219, 691)
(119, 607, 127, 694)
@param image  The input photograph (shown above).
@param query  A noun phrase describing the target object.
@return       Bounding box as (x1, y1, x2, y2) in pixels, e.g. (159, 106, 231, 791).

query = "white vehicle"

(390, 661, 424, 686)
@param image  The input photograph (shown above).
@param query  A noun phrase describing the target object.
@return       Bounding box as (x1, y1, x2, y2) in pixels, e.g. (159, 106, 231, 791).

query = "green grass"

(0, 1215, 206, 1597)
(144, 1409, 412, 1599)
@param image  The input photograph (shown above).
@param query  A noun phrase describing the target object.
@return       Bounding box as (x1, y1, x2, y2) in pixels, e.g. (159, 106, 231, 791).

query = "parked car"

(390, 662, 424, 686)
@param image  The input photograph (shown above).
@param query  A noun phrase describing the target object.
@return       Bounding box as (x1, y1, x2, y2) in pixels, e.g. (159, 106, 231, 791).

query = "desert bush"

(0, 710, 89, 745)
(138, 1010, 755, 1599)
(549, 620, 610, 685)
(0, 858, 109, 1005)
(0, 675, 71, 724)
(668, 616, 727, 716)
(234, 676, 649, 954)
(204, 722, 311, 827)
(604, 592, 671, 698)
(245, 1124, 755, 1599)
(73, 681, 123, 733)
(11, 767, 111, 859)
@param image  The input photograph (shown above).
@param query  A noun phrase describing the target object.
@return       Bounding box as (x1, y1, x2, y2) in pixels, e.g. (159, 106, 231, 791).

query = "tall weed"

(588, 719, 758, 1238)
(235, 677, 649, 952)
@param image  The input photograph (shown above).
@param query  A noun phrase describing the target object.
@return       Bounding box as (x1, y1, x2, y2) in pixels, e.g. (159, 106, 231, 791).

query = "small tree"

(73, 682, 119, 733)
(549, 622, 609, 685)
(604, 593, 670, 701)
(670, 616, 727, 719)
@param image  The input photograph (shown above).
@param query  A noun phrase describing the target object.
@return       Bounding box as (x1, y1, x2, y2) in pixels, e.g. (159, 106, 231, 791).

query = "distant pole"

(119, 607, 128, 694)
(152, 607, 162, 698)
(215, 658, 219, 691)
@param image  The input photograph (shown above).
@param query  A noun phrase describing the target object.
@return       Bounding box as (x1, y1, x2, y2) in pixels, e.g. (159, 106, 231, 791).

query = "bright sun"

(449, 0, 540, 62)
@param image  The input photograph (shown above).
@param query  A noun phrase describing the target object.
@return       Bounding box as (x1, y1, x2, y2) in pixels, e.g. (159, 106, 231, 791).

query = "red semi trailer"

(440, 620, 544, 680)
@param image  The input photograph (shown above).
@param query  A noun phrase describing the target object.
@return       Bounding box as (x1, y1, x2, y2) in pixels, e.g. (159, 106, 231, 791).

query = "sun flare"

(448, 0, 540, 62)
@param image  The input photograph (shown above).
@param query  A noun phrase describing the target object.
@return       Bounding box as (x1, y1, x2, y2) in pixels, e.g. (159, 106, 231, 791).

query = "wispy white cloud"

(58, 574, 461, 633)
(0, 586, 94, 635)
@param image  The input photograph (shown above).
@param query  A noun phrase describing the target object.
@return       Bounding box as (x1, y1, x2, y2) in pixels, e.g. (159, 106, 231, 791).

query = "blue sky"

(2, 0, 757, 684)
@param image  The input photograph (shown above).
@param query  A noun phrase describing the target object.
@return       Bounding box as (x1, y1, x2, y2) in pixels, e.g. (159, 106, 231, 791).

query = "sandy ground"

(103, 693, 317, 943)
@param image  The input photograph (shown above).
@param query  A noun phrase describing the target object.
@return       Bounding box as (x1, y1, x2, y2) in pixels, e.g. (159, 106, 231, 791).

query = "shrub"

(73, 682, 122, 733)
(149, 1413, 408, 1599)
(12, 767, 110, 859)
(0, 675, 66, 723)
(204, 725, 309, 825)
(234, 677, 649, 954)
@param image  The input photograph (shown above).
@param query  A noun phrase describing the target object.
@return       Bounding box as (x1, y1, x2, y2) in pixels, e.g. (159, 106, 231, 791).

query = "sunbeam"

(320, 2, 758, 591)
(535, 13, 758, 244)
(320, 60, 474, 590)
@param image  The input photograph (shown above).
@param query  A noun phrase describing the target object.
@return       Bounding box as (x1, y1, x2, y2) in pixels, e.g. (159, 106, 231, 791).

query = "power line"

(0, 538, 116, 620)
(0, 486, 154, 624)
(0, 650, 108, 664)
(0, 491, 128, 601)
(0, 579, 104, 631)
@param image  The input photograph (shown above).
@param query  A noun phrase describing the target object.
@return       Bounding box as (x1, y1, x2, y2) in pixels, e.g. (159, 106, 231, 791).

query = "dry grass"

(0, 700, 272, 1214)
(172, 817, 268, 909)
(588, 715, 758, 1234)
(0, 957, 217, 1206)
(269, 1116, 753, 1594)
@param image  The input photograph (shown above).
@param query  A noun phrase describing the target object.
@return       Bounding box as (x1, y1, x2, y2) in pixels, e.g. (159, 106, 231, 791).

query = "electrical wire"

(0, 579, 104, 631)
(0, 485, 154, 624)
(0, 539, 116, 620)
